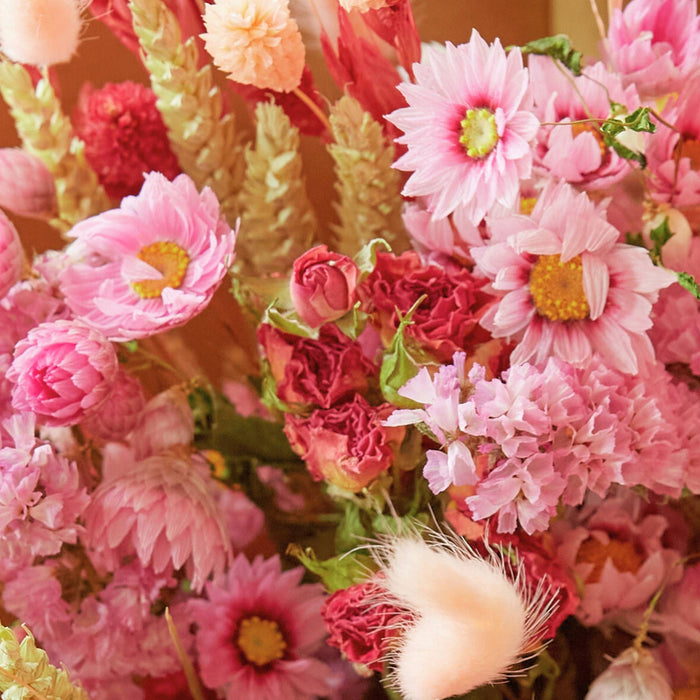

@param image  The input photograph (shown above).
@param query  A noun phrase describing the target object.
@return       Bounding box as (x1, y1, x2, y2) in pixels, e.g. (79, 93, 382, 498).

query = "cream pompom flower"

(202, 0, 306, 93)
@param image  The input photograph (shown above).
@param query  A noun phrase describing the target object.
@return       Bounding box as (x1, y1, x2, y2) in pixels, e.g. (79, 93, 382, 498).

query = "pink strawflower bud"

(131, 387, 194, 459)
(202, 0, 306, 93)
(84, 454, 231, 592)
(290, 245, 359, 328)
(584, 647, 673, 700)
(0, 210, 23, 300)
(0, 0, 84, 67)
(81, 369, 145, 440)
(7, 319, 118, 427)
(0, 149, 57, 219)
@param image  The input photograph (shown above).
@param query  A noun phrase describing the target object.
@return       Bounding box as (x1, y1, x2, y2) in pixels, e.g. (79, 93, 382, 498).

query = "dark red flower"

(322, 579, 410, 671)
(74, 81, 181, 200)
(358, 251, 495, 362)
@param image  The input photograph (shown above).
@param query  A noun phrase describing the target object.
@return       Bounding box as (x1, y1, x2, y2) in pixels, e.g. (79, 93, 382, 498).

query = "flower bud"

(0, 210, 23, 300)
(0, 149, 57, 219)
(132, 387, 195, 458)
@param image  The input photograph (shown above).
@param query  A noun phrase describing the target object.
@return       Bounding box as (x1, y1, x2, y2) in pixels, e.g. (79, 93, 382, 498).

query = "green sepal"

(334, 301, 367, 341)
(286, 544, 375, 592)
(677, 271, 700, 300)
(517, 34, 582, 75)
(649, 216, 672, 263)
(262, 304, 319, 339)
(354, 238, 392, 281)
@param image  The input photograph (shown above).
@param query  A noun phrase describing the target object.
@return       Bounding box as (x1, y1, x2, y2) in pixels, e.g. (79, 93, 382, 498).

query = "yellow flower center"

(571, 122, 607, 160)
(237, 616, 287, 666)
(575, 536, 644, 584)
(519, 197, 537, 216)
(131, 241, 190, 299)
(459, 108, 498, 158)
(529, 254, 589, 322)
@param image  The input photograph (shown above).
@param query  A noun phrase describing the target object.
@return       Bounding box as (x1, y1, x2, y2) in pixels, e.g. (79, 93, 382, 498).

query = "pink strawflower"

(474, 180, 675, 374)
(0, 412, 89, 578)
(190, 554, 330, 700)
(84, 453, 231, 591)
(7, 319, 118, 427)
(0, 148, 57, 218)
(529, 57, 641, 190)
(605, 0, 700, 97)
(81, 369, 145, 441)
(59, 172, 236, 342)
(74, 82, 181, 200)
(0, 210, 23, 300)
(387, 30, 539, 223)
(202, 0, 306, 93)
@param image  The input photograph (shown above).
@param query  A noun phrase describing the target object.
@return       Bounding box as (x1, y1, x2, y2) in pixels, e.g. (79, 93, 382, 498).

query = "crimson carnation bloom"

(322, 579, 410, 671)
(74, 82, 181, 200)
(190, 554, 330, 700)
(284, 396, 405, 491)
(258, 323, 377, 408)
(359, 251, 494, 362)
(7, 319, 118, 427)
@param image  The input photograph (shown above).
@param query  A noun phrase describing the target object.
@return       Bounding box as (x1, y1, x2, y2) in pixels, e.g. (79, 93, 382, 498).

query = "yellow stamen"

(575, 536, 644, 584)
(237, 616, 287, 666)
(459, 108, 498, 158)
(519, 197, 537, 216)
(529, 254, 589, 322)
(131, 241, 190, 299)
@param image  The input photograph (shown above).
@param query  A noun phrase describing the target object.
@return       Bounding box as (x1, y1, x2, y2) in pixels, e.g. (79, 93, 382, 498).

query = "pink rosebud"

(0, 149, 57, 219)
(81, 369, 145, 440)
(290, 245, 358, 328)
(0, 210, 23, 299)
(132, 387, 195, 458)
(7, 319, 118, 426)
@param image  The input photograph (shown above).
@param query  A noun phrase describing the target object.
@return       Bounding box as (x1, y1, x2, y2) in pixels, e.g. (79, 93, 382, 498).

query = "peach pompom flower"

(202, 0, 306, 93)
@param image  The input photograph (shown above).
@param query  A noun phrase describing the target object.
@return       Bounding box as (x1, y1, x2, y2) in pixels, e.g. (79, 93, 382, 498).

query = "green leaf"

(649, 216, 672, 263)
(262, 305, 319, 339)
(335, 501, 368, 553)
(286, 544, 374, 592)
(677, 271, 700, 299)
(517, 34, 582, 75)
(599, 107, 655, 167)
(353, 238, 392, 281)
(518, 649, 561, 700)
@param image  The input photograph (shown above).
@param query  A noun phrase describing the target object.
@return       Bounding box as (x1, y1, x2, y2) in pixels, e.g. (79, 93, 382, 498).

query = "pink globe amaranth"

(7, 319, 118, 427)
(0, 149, 57, 219)
(0, 210, 24, 300)
(289, 245, 358, 328)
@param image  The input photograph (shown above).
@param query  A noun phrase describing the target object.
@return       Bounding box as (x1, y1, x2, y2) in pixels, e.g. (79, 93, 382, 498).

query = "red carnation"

(358, 251, 495, 362)
(258, 323, 377, 409)
(322, 579, 410, 671)
(74, 81, 181, 200)
(284, 396, 405, 491)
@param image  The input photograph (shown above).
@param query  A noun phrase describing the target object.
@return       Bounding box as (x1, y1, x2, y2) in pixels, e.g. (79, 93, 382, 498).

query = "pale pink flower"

(585, 647, 673, 700)
(190, 554, 330, 700)
(0, 148, 57, 218)
(202, 0, 306, 93)
(0, 210, 23, 300)
(211, 486, 265, 551)
(552, 492, 682, 626)
(84, 453, 231, 591)
(387, 31, 539, 223)
(474, 180, 675, 374)
(59, 172, 236, 342)
(605, 0, 700, 97)
(131, 386, 194, 459)
(529, 57, 641, 190)
(222, 380, 272, 419)
(7, 319, 118, 427)
(256, 464, 305, 512)
(81, 369, 145, 441)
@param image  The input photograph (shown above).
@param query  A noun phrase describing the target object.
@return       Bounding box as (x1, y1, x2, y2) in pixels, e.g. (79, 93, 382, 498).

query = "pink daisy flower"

(190, 554, 330, 700)
(473, 180, 675, 374)
(387, 30, 539, 223)
(59, 172, 236, 342)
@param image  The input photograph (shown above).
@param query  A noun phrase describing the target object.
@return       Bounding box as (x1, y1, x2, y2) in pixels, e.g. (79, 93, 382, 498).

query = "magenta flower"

(59, 172, 237, 341)
(7, 319, 118, 427)
(0, 210, 23, 300)
(387, 30, 539, 223)
(190, 554, 330, 700)
(473, 181, 675, 374)
(84, 454, 231, 591)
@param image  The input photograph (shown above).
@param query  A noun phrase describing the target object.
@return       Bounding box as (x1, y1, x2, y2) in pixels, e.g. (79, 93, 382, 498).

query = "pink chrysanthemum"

(473, 180, 675, 374)
(7, 319, 118, 427)
(202, 0, 306, 93)
(59, 172, 236, 341)
(74, 81, 181, 200)
(605, 0, 700, 98)
(190, 554, 330, 700)
(84, 454, 231, 591)
(387, 30, 539, 223)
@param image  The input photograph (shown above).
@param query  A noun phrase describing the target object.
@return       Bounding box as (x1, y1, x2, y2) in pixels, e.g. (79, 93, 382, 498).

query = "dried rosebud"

(0, 210, 23, 299)
(0, 149, 57, 219)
